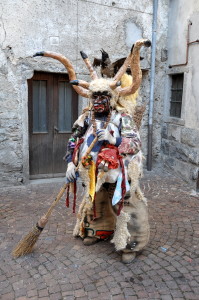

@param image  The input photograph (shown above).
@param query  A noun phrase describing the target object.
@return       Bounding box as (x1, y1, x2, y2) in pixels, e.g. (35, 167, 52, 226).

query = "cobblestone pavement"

(0, 168, 199, 300)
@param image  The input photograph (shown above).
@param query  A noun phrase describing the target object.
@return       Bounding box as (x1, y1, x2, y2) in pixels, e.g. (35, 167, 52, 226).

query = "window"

(170, 74, 184, 118)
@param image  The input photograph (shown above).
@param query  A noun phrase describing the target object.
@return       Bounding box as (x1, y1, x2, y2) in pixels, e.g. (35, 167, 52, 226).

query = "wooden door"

(28, 72, 78, 179)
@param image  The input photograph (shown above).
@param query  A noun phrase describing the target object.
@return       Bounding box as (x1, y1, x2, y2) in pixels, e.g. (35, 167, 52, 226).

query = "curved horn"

(80, 51, 98, 80)
(33, 51, 89, 98)
(70, 79, 90, 89)
(109, 50, 133, 89)
(111, 55, 131, 86)
(116, 39, 151, 96)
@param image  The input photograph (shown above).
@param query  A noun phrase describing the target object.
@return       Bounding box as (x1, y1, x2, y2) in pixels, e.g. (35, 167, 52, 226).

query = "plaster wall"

(0, 0, 169, 186)
(162, 0, 199, 189)
(167, 0, 199, 129)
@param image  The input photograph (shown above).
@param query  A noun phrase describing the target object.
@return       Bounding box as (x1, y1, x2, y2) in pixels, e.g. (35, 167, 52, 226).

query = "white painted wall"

(162, 0, 199, 189)
(167, 0, 199, 129)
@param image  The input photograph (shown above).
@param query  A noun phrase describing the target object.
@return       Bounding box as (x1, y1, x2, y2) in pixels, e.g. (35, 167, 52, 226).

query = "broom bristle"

(12, 226, 42, 257)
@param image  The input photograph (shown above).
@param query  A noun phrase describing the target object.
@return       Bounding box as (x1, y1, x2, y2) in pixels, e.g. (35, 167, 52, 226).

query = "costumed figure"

(34, 39, 151, 263)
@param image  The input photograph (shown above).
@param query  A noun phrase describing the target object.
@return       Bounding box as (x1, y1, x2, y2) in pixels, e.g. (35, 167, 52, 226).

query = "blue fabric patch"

(112, 173, 130, 205)
(87, 134, 103, 152)
(115, 137, 122, 147)
(65, 154, 72, 163)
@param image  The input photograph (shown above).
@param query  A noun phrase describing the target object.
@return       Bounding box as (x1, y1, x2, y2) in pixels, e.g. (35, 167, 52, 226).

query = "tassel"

(72, 138, 84, 165)
(66, 184, 70, 207)
(73, 180, 77, 213)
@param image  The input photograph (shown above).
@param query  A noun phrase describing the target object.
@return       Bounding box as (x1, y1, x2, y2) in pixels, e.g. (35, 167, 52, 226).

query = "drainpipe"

(147, 0, 158, 171)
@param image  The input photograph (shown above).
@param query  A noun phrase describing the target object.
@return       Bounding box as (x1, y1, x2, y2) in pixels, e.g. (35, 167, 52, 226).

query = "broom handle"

(45, 183, 68, 218)
(84, 136, 97, 157)
(44, 136, 98, 219)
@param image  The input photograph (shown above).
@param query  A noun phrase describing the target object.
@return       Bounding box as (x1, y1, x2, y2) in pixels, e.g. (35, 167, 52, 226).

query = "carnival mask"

(92, 91, 111, 113)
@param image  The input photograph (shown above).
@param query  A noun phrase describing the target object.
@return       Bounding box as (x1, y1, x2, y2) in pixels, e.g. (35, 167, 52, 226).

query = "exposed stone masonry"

(162, 124, 199, 189)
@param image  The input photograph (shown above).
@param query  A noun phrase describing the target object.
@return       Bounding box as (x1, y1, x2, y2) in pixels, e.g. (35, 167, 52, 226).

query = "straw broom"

(12, 136, 98, 257)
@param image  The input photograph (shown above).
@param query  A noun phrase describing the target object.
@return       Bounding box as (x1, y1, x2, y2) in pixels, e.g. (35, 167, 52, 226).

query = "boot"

(83, 237, 99, 246)
(122, 252, 136, 264)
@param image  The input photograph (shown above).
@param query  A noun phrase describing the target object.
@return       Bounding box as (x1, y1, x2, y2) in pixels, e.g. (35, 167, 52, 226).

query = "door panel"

(32, 80, 48, 132)
(58, 81, 72, 131)
(52, 75, 78, 174)
(28, 72, 78, 178)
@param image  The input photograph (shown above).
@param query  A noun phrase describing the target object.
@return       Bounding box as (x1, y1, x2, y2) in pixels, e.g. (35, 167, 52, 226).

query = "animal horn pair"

(34, 39, 151, 97)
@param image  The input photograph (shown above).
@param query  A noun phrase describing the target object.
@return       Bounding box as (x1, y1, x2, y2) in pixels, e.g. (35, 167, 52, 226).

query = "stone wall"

(162, 0, 199, 190)
(162, 124, 199, 189)
(0, 0, 169, 186)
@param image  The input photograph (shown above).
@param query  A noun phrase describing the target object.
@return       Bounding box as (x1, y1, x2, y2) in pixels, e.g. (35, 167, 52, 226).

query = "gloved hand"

(66, 162, 77, 182)
(96, 128, 116, 145)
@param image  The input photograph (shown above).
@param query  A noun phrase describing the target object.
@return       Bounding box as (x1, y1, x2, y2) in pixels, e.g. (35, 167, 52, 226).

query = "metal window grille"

(170, 74, 184, 118)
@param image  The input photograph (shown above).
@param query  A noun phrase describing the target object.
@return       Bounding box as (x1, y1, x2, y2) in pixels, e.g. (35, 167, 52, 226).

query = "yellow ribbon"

(88, 161, 96, 201)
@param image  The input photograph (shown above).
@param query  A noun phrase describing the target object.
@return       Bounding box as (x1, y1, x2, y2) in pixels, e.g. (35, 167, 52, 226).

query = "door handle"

(54, 126, 59, 133)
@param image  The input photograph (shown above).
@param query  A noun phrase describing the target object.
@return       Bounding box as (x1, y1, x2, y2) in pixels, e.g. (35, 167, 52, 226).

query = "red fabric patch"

(118, 137, 135, 154)
(96, 230, 114, 239)
(65, 184, 70, 207)
(73, 181, 77, 213)
(97, 144, 119, 169)
(72, 138, 84, 164)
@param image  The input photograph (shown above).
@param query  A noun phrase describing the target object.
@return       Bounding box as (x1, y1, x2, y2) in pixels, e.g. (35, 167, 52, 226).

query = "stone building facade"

(2, 0, 198, 190)
(162, 0, 199, 190)
(0, 0, 169, 186)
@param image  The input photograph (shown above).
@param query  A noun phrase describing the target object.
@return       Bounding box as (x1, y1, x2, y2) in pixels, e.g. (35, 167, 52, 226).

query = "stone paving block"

(170, 289, 184, 298)
(112, 295, 126, 300)
(14, 289, 27, 298)
(63, 296, 74, 300)
(87, 290, 99, 298)
(84, 283, 96, 291)
(123, 287, 136, 296)
(109, 287, 122, 295)
(183, 292, 199, 300)
(74, 289, 86, 297)
(161, 295, 173, 300)
(99, 292, 112, 299)
(1, 293, 15, 300)
(38, 289, 49, 297)
(49, 292, 62, 300)
(27, 290, 38, 297)
(97, 285, 109, 293)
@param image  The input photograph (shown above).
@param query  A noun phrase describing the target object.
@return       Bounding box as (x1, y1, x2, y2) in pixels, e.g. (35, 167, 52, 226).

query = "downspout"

(147, 0, 158, 171)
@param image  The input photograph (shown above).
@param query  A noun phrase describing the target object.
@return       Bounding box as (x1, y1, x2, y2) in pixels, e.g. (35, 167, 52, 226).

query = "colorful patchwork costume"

(35, 39, 151, 263)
